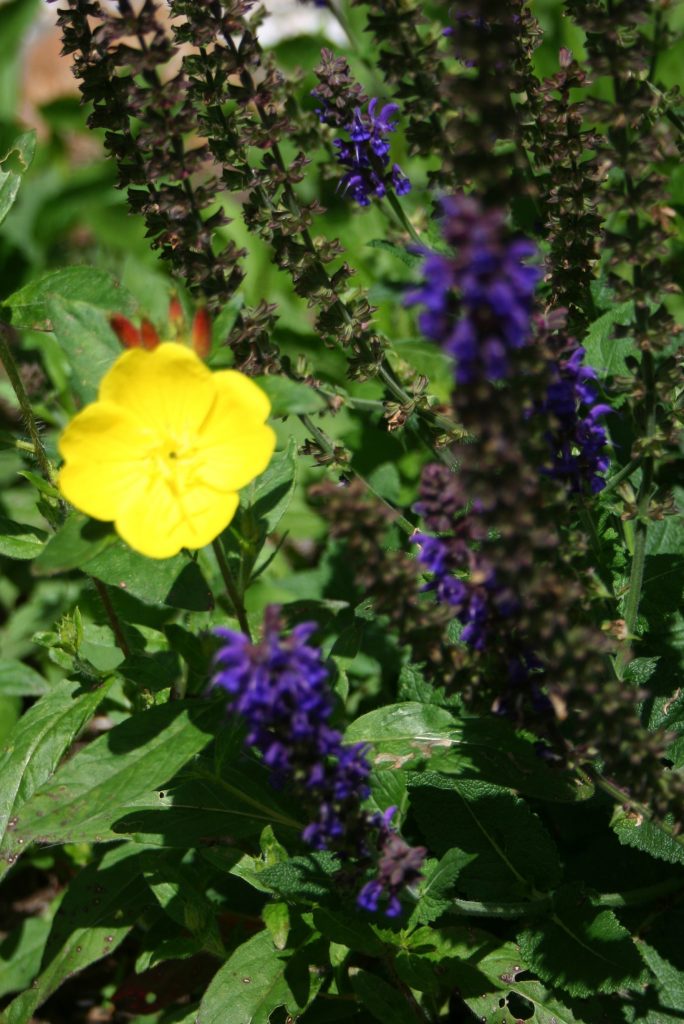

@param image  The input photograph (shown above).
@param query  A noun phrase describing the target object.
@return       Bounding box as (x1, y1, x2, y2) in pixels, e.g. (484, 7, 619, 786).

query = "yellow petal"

(99, 343, 215, 439)
(114, 474, 240, 559)
(193, 419, 277, 493)
(211, 369, 272, 424)
(57, 402, 154, 521)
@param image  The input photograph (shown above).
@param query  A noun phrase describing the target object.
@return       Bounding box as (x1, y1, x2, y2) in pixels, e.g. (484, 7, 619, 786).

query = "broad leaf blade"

(0, 676, 114, 866)
(196, 930, 314, 1024)
(2, 701, 218, 855)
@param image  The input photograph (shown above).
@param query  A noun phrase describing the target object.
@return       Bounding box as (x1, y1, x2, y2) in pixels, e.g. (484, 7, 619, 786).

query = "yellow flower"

(58, 342, 276, 559)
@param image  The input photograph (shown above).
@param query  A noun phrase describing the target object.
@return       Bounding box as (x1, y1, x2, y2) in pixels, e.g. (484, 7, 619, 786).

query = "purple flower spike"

(213, 607, 425, 918)
(406, 195, 541, 385)
(541, 343, 612, 493)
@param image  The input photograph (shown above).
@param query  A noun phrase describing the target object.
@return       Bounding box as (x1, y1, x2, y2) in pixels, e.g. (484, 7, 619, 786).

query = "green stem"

(449, 896, 551, 918)
(0, 321, 55, 484)
(383, 191, 423, 247)
(92, 578, 131, 659)
(600, 456, 641, 495)
(615, 351, 656, 679)
(212, 538, 252, 641)
(591, 877, 684, 908)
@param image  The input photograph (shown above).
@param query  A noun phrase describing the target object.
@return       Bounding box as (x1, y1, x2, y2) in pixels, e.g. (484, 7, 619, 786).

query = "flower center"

(150, 434, 197, 489)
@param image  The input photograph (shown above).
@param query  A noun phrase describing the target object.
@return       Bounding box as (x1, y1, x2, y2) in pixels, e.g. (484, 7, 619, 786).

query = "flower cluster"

(316, 92, 411, 207)
(213, 608, 425, 916)
(542, 344, 612, 493)
(406, 195, 541, 384)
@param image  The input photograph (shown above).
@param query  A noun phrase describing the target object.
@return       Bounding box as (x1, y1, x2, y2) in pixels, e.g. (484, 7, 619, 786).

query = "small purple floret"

(320, 96, 411, 207)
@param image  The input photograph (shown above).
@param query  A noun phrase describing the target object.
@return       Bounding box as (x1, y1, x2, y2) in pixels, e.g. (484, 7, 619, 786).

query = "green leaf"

(611, 808, 684, 867)
(258, 852, 341, 902)
(196, 929, 314, 1024)
(145, 860, 224, 957)
(409, 774, 562, 899)
(2, 701, 218, 857)
(85, 541, 214, 610)
(0, 916, 52, 999)
(112, 766, 301, 847)
(429, 717, 591, 802)
(0, 660, 49, 697)
(34, 516, 214, 610)
(254, 375, 327, 416)
(0, 130, 35, 227)
(395, 927, 590, 1024)
(1, 844, 154, 1024)
(0, 676, 114, 867)
(312, 908, 386, 957)
(350, 968, 418, 1024)
(246, 437, 298, 536)
(262, 902, 290, 951)
(32, 514, 117, 575)
(638, 941, 684, 1012)
(46, 296, 128, 402)
(6, 269, 136, 332)
(583, 301, 636, 377)
(409, 849, 477, 926)
(517, 888, 645, 996)
(0, 516, 47, 560)
(347, 703, 587, 802)
(345, 701, 455, 759)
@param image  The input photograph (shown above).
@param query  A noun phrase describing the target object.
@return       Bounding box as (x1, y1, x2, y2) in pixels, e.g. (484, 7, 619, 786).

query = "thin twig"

(92, 578, 131, 659)
(0, 321, 55, 484)
(212, 537, 252, 641)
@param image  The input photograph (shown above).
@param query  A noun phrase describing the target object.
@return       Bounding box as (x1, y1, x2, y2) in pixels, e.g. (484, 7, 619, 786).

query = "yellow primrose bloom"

(58, 342, 276, 559)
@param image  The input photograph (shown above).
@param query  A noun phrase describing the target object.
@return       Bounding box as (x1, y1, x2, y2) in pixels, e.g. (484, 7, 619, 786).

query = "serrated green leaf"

(347, 703, 588, 801)
(46, 296, 125, 402)
(0, 516, 47, 560)
(638, 942, 684, 1012)
(2, 701, 218, 857)
(409, 849, 477, 926)
(254, 375, 327, 416)
(583, 301, 636, 377)
(345, 701, 455, 762)
(517, 888, 644, 996)
(611, 809, 684, 866)
(196, 930, 315, 1024)
(1, 844, 153, 1024)
(0, 676, 114, 869)
(0, 130, 35, 227)
(259, 852, 340, 902)
(409, 774, 561, 899)
(396, 927, 590, 1023)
